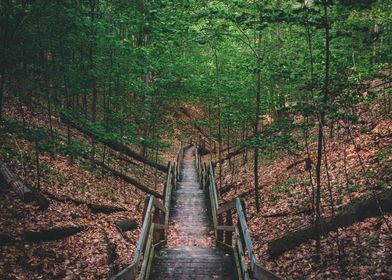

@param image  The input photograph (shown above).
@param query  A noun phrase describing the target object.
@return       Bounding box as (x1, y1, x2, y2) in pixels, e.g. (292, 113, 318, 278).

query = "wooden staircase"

(149, 146, 237, 279)
(110, 145, 283, 280)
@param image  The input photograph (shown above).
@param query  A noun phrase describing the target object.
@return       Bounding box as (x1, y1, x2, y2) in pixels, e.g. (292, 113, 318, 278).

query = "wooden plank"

(253, 263, 284, 280)
(109, 262, 137, 280)
(133, 196, 154, 266)
(153, 197, 166, 213)
(145, 240, 156, 280)
(208, 177, 218, 239)
(235, 226, 250, 280)
(236, 198, 257, 268)
(217, 225, 235, 232)
(164, 161, 173, 238)
(216, 240, 235, 255)
(225, 210, 233, 246)
(154, 223, 166, 230)
(139, 223, 155, 280)
(209, 163, 219, 210)
(217, 199, 237, 215)
(233, 248, 243, 280)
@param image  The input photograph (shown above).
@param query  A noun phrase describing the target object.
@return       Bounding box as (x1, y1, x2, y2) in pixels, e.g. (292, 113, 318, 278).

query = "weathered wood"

(150, 146, 241, 280)
(115, 219, 137, 232)
(61, 115, 167, 172)
(133, 196, 154, 266)
(152, 197, 166, 213)
(236, 198, 256, 268)
(150, 247, 238, 280)
(43, 191, 126, 214)
(217, 199, 237, 215)
(217, 225, 235, 232)
(23, 226, 85, 242)
(139, 223, 155, 280)
(94, 160, 163, 199)
(268, 189, 392, 258)
(109, 262, 137, 280)
(0, 160, 34, 201)
(225, 210, 233, 246)
(0, 160, 49, 209)
(217, 215, 224, 242)
(154, 223, 166, 230)
(235, 227, 250, 280)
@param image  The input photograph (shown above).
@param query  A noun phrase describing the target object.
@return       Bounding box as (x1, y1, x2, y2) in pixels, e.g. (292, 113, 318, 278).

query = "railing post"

(225, 210, 233, 246)
(217, 214, 223, 242)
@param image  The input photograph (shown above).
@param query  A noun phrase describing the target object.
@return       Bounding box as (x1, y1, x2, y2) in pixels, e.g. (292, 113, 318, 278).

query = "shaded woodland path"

(150, 146, 237, 279)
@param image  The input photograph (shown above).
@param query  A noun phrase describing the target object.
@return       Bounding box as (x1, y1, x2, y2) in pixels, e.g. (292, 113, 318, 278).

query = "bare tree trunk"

(254, 31, 262, 212)
(315, 0, 331, 264)
(0, 72, 5, 124)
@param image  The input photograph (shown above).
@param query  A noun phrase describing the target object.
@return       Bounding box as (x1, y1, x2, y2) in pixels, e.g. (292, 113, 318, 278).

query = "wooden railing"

(110, 158, 177, 280)
(195, 149, 283, 280)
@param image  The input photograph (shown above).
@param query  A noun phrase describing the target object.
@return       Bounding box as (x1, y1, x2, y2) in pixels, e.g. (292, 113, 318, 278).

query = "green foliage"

(0, 0, 390, 167)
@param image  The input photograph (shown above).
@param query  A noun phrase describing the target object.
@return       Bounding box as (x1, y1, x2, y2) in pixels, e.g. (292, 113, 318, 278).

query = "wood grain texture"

(151, 146, 238, 280)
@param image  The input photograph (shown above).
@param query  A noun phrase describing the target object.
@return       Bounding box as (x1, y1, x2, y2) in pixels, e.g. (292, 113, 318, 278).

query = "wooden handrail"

(110, 150, 182, 280)
(195, 151, 284, 280)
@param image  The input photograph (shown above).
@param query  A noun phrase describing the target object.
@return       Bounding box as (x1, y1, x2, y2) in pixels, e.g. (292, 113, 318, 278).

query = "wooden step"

(149, 247, 238, 280)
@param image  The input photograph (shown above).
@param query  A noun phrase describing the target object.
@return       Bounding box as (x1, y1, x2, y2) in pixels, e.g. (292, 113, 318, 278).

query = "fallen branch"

(268, 189, 392, 259)
(42, 191, 127, 214)
(23, 226, 85, 242)
(61, 115, 167, 172)
(95, 160, 163, 199)
(0, 160, 49, 209)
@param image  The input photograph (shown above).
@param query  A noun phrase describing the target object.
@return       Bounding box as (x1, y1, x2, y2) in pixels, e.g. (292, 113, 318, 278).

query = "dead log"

(95, 160, 163, 199)
(42, 191, 127, 214)
(23, 226, 85, 242)
(0, 160, 34, 201)
(268, 189, 392, 259)
(61, 115, 167, 173)
(0, 160, 49, 209)
(115, 219, 138, 232)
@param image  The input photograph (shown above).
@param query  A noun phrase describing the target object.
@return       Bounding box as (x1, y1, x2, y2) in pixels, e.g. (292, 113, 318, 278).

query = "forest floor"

(0, 103, 170, 279)
(0, 90, 391, 279)
(215, 94, 391, 279)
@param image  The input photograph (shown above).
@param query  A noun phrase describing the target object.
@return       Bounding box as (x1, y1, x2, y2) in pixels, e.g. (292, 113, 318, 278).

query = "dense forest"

(0, 0, 391, 279)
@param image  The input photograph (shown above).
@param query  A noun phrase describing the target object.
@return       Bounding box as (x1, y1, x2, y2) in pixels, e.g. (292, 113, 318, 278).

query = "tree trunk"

(314, 0, 331, 263)
(254, 31, 262, 212)
(268, 190, 392, 258)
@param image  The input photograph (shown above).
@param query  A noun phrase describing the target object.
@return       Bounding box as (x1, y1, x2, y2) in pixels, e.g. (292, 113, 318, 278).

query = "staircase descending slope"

(149, 146, 237, 280)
